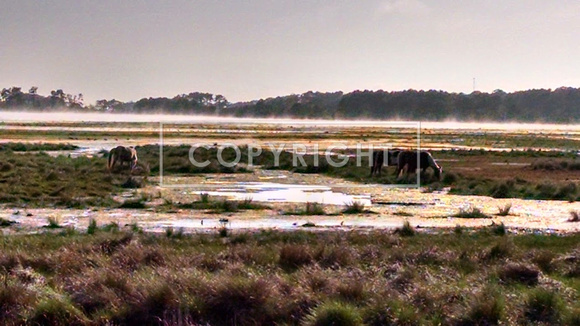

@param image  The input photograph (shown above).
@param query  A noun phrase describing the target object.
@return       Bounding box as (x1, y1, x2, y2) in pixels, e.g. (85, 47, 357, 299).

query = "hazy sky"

(2, 0, 579, 104)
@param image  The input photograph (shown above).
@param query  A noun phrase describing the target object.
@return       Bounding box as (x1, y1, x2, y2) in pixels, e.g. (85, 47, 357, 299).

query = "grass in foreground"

(0, 227, 579, 324)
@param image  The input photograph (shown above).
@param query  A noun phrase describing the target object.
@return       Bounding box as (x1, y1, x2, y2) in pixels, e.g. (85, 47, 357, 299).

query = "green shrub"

(442, 172, 458, 184)
(532, 250, 555, 273)
(491, 222, 506, 236)
(0, 218, 16, 227)
(395, 220, 415, 237)
(101, 222, 120, 232)
(119, 198, 147, 209)
(305, 202, 325, 215)
(217, 199, 238, 212)
(486, 239, 513, 260)
(279, 244, 312, 271)
(342, 201, 366, 214)
(498, 263, 539, 286)
(524, 288, 565, 323)
(303, 301, 363, 326)
(203, 277, 274, 325)
(459, 287, 504, 325)
(120, 177, 143, 189)
(27, 298, 88, 326)
(453, 207, 490, 219)
(315, 245, 354, 268)
(87, 218, 97, 235)
(285, 202, 326, 216)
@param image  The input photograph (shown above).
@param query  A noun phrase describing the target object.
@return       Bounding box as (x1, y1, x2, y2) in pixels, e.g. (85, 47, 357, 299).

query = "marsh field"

(1, 113, 580, 325)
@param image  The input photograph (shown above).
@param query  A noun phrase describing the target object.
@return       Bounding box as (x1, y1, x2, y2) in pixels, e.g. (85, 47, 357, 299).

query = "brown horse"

(370, 150, 400, 176)
(395, 150, 442, 180)
(108, 146, 138, 171)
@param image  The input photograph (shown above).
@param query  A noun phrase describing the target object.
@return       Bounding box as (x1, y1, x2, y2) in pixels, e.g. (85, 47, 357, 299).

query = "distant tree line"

(0, 87, 84, 111)
(2, 86, 580, 123)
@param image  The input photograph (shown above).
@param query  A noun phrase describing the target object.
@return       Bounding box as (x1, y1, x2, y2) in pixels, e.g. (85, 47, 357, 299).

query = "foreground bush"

(303, 301, 363, 326)
(0, 230, 577, 325)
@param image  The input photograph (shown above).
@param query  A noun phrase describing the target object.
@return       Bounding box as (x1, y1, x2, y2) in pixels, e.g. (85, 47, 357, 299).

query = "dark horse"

(108, 146, 138, 171)
(370, 150, 400, 176)
(395, 150, 442, 180)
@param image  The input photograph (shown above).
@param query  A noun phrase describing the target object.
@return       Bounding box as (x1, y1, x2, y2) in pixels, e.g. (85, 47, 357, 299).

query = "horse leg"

(111, 156, 117, 171)
(396, 165, 406, 179)
(370, 154, 377, 177)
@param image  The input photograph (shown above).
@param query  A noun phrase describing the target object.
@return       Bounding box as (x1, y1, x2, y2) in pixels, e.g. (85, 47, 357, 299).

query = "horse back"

(397, 151, 431, 169)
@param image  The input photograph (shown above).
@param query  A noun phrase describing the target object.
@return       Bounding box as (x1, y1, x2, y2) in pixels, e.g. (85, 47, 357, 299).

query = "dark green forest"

(2, 86, 580, 122)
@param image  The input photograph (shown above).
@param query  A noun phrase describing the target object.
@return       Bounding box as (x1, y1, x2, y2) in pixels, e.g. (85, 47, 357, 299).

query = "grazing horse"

(108, 146, 138, 171)
(396, 150, 442, 180)
(370, 150, 400, 176)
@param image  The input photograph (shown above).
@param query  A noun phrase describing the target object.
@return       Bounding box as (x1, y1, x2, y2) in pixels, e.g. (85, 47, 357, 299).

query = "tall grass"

(0, 229, 577, 324)
(285, 202, 326, 215)
(0, 150, 123, 207)
(342, 201, 366, 214)
(452, 207, 490, 219)
(45, 216, 62, 229)
(303, 301, 363, 326)
(524, 289, 565, 323)
(496, 203, 512, 216)
(395, 220, 415, 237)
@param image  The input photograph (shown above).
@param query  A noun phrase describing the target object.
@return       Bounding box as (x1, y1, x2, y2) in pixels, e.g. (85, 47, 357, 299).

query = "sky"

(1, 0, 580, 105)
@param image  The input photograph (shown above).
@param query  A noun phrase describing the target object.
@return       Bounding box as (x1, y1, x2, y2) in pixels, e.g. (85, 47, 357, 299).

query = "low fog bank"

(2, 111, 580, 132)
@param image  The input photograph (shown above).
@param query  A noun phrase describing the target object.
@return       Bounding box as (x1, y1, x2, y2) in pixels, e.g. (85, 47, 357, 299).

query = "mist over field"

(2, 111, 580, 133)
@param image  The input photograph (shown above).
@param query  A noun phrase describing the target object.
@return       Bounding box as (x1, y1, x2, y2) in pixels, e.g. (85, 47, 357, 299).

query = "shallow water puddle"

(490, 162, 531, 166)
(187, 182, 373, 206)
(147, 216, 404, 231)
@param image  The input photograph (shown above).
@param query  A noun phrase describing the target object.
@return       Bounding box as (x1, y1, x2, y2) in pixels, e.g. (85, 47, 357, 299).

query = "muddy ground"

(1, 117, 579, 234)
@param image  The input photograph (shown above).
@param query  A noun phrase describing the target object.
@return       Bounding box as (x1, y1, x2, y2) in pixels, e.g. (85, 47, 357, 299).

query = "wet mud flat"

(1, 116, 580, 235)
(2, 169, 579, 235)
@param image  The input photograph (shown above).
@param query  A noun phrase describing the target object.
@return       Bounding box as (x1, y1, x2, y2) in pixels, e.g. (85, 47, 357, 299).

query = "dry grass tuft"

(0, 228, 577, 324)
(279, 244, 313, 271)
(569, 210, 580, 222)
(497, 203, 512, 216)
(498, 263, 540, 286)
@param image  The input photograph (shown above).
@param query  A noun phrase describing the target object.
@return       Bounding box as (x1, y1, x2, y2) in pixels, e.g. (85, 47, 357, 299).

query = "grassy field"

(0, 227, 579, 325)
(1, 143, 579, 208)
(0, 150, 120, 208)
